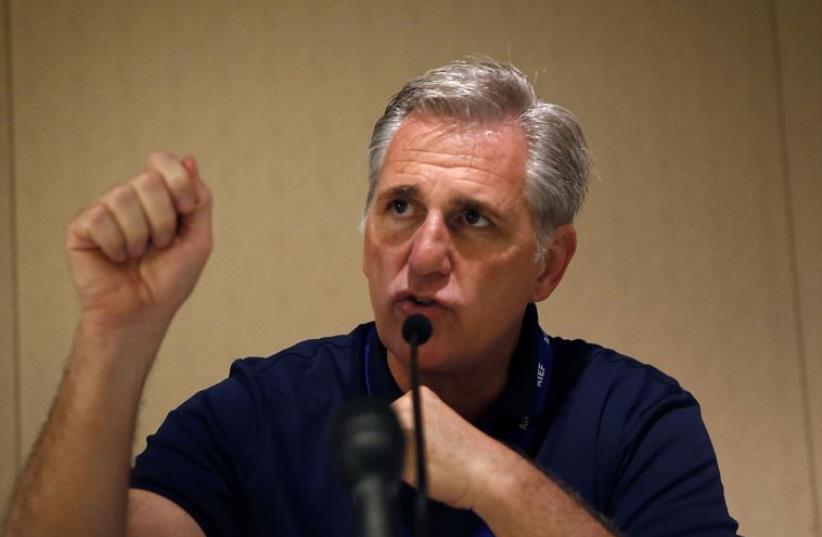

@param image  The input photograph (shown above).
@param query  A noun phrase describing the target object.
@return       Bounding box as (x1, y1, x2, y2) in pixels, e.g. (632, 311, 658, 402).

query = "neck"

(387, 345, 514, 423)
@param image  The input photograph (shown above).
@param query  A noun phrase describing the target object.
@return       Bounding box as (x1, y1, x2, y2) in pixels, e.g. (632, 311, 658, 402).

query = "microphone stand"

(402, 314, 433, 537)
(409, 333, 428, 537)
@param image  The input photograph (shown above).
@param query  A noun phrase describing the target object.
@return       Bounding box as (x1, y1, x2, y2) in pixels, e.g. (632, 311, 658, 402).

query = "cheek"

(363, 238, 402, 292)
(373, 222, 416, 247)
(362, 225, 388, 275)
(473, 254, 540, 301)
(363, 233, 378, 275)
(366, 224, 410, 266)
(369, 206, 421, 243)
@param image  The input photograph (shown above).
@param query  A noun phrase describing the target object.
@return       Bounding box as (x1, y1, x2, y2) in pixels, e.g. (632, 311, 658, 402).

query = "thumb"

(181, 155, 199, 183)
(179, 156, 213, 245)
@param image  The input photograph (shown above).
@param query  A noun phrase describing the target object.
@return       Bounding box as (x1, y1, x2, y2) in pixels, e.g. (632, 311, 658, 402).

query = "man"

(4, 60, 738, 536)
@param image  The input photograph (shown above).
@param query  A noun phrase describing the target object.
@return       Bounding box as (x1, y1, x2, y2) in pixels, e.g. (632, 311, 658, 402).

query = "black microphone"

(401, 314, 432, 537)
(402, 314, 432, 347)
(334, 398, 405, 537)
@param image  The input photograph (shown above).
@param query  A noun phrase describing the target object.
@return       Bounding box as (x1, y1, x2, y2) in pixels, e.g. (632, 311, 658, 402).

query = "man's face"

(362, 114, 549, 374)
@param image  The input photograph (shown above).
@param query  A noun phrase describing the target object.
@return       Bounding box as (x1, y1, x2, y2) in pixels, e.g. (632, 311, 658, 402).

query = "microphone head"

(402, 314, 432, 346)
(333, 398, 405, 490)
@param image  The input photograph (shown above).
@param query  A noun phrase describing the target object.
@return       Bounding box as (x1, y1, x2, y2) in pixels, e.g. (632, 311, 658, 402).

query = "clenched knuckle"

(168, 169, 189, 191)
(88, 204, 110, 225)
(108, 184, 134, 207)
(132, 171, 162, 191)
(147, 151, 173, 167)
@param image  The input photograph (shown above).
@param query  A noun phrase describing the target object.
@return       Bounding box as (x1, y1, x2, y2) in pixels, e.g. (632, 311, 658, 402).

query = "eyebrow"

(375, 184, 421, 203)
(377, 184, 505, 222)
(451, 196, 503, 222)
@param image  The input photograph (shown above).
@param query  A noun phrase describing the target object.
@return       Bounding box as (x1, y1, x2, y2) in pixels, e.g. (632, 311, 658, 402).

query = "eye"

(463, 208, 490, 227)
(389, 199, 414, 217)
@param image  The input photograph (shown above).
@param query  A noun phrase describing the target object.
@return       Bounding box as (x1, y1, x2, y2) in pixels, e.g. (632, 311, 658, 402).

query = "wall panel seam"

(768, 1, 821, 535)
(2, 0, 20, 478)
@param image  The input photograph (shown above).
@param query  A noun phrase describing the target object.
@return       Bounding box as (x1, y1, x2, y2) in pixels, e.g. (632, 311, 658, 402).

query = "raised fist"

(65, 152, 213, 329)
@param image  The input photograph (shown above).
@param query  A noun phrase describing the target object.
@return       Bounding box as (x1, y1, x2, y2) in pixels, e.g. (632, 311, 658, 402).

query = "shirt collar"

(477, 303, 542, 429)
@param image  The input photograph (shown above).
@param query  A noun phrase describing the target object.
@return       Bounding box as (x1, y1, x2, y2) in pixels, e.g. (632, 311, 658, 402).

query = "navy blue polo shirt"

(131, 305, 738, 536)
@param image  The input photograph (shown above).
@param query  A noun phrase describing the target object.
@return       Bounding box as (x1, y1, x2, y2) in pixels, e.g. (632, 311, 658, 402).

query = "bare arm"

(393, 386, 614, 537)
(126, 490, 203, 537)
(471, 438, 614, 537)
(3, 153, 211, 537)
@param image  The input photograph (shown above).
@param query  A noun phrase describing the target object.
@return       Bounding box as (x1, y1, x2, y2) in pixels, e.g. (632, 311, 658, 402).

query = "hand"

(391, 386, 510, 510)
(65, 152, 213, 329)
(393, 388, 616, 537)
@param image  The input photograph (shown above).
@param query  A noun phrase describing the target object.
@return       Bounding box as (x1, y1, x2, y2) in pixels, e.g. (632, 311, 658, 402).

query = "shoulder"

(548, 336, 694, 410)
(214, 322, 373, 405)
(134, 322, 374, 477)
(131, 326, 374, 537)
(545, 338, 739, 534)
(543, 336, 706, 467)
(158, 322, 373, 435)
(230, 323, 371, 376)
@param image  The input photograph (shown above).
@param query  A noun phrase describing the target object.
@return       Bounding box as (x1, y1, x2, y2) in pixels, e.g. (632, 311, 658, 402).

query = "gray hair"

(365, 59, 592, 259)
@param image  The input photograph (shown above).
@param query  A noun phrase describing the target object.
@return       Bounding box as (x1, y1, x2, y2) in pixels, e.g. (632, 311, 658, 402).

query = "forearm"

(474, 443, 615, 537)
(3, 318, 167, 537)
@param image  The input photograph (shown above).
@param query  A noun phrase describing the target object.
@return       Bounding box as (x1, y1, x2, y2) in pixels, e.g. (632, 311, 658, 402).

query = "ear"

(530, 224, 577, 303)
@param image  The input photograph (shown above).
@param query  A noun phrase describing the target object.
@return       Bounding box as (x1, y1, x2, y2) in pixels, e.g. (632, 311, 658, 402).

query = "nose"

(408, 213, 452, 278)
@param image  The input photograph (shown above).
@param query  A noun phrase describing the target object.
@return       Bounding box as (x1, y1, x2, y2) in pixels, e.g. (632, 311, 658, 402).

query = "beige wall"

(2, 1, 820, 534)
(778, 0, 822, 532)
(1, 0, 19, 519)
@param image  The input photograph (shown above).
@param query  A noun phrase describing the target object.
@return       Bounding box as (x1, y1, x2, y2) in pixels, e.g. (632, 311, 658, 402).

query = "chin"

(383, 330, 437, 364)
(413, 341, 466, 374)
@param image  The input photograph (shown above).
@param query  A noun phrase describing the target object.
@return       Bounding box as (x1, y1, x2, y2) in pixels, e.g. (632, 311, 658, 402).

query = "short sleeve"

(610, 391, 739, 536)
(130, 359, 265, 537)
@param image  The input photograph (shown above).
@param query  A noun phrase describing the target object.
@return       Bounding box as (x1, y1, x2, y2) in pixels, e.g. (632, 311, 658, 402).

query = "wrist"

(73, 312, 171, 380)
(78, 304, 174, 334)
(77, 306, 174, 351)
(471, 444, 533, 521)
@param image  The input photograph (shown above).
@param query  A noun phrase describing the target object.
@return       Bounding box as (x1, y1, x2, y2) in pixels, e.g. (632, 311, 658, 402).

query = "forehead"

(384, 115, 527, 172)
(378, 115, 529, 199)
